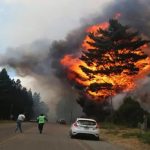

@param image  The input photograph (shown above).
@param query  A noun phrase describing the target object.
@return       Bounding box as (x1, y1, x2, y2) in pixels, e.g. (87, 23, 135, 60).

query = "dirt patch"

(100, 128, 150, 150)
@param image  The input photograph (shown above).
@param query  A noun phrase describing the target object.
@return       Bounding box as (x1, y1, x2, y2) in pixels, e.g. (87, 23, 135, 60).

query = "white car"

(69, 118, 100, 140)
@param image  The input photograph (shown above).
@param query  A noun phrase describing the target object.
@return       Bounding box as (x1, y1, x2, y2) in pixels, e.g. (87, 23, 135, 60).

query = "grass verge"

(100, 123, 150, 150)
(122, 131, 150, 144)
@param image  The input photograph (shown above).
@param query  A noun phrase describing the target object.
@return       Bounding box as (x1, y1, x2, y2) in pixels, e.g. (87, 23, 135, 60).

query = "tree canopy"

(113, 96, 147, 127)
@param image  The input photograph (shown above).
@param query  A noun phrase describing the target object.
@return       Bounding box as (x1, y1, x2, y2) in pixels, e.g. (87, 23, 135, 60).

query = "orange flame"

(61, 22, 150, 100)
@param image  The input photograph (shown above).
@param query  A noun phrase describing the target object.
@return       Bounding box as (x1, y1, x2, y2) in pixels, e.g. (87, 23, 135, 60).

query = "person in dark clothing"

(37, 114, 48, 134)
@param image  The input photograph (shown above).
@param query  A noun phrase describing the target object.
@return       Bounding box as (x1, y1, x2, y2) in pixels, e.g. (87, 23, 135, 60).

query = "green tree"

(0, 68, 13, 119)
(32, 92, 49, 118)
(77, 95, 110, 121)
(0, 68, 33, 120)
(10, 80, 33, 119)
(114, 96, 146, 127)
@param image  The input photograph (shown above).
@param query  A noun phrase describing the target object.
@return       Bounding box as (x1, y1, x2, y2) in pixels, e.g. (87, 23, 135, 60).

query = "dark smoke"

(50, 0, 150, 112)
(0, 0, 150, 120)
(93, 0, 150, 38)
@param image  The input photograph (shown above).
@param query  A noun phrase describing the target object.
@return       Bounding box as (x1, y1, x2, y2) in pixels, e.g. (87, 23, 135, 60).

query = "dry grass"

(100, 128, 150, 150)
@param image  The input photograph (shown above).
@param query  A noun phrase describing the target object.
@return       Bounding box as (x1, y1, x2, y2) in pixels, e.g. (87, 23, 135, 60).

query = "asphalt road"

(0, 122, 126, 150)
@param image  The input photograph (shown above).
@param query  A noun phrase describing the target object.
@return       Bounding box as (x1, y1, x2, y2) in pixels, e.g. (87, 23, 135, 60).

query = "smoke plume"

(0, 0, 150, 120)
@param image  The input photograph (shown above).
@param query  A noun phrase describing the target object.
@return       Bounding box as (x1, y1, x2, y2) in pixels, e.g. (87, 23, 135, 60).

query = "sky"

(0, 0, 114, 51)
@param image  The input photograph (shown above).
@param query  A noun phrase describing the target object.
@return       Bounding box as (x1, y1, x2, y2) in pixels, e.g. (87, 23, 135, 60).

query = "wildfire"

(61, 21, 150, 100)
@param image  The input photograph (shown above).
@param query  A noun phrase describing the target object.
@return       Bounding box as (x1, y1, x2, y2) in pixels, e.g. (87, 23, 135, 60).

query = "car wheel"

(69, 132, 74, 139)
(95, 136, 100, 141)
(70, 134, 74, 139)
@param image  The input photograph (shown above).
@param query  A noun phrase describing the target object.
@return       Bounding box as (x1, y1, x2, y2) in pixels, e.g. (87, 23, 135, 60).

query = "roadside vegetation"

(101, 123, 150, 144)
(122, 131, 150, 144)
(100, 123, 150, 150)
(97, 96, 150, 149)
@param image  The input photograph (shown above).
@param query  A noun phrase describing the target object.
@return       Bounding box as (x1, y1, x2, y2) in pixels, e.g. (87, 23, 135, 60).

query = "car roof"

(76, 118, 96, 122)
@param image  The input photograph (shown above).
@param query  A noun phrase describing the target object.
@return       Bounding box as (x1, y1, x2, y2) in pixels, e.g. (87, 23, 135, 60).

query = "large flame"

(61, 21, 150, 100)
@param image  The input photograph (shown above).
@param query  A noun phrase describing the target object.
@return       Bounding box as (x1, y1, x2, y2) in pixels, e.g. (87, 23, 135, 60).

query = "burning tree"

(80, 19, 150, 99)
(61, 19, 150, 101)
(60, 19, 150, 120)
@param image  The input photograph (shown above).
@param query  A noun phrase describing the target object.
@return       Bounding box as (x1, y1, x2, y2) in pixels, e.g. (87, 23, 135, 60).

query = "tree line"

(0, 68, 49, 120)
(77, 95, 150, 128)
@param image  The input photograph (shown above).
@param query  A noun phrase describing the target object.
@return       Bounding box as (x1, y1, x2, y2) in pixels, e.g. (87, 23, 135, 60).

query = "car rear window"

(77, 120, 96, 125)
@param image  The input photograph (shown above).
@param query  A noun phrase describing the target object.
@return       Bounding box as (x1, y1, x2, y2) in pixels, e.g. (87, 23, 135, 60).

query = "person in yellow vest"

(37, 114, 48, 134)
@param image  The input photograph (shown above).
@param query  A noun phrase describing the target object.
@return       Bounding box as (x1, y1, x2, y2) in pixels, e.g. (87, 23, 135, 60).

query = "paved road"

(0, 122, 126, 150)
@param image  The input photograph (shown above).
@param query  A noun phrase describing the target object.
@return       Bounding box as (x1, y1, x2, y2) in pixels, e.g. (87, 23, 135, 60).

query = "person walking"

(15, 113, 25, 133)
(37, 114, 48, 134)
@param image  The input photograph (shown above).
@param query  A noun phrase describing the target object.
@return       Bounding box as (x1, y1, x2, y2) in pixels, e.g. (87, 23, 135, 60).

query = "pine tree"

(0, 68, 13, 119)
(80, 19, 149, 94)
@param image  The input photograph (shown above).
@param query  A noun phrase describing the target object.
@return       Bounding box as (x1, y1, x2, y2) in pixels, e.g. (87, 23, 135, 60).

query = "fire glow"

(61, 21, 150, 100)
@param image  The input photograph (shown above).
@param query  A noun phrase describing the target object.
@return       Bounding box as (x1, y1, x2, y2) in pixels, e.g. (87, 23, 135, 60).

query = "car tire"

(95, 136, 100, 141)
(69, 132, 74, 139)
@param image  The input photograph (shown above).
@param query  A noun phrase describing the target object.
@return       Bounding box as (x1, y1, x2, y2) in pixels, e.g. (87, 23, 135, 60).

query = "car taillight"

(73, 122, 78, 127)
